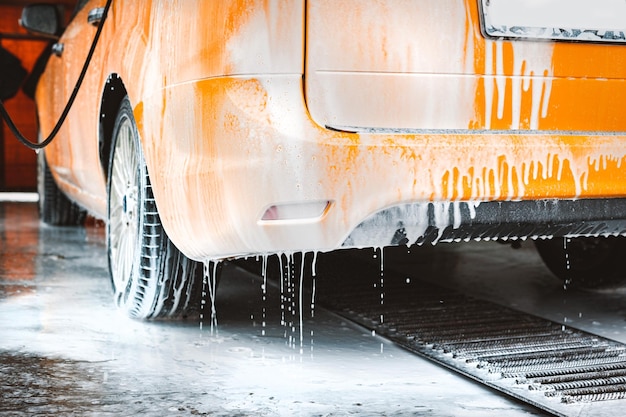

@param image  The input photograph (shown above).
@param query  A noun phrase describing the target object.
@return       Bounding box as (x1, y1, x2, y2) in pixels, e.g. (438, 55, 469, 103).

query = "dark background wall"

(0, 0, 76, 191)
(1, 5, 43, 191)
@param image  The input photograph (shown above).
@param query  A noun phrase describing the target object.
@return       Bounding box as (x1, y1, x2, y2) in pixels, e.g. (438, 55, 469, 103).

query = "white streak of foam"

(541, 72, 552, 118)
(403, 204, 431, 245)
(543, 153, 550, 180)
(484, 41, 494, 129)
(530, 70, 544, 130)
(298, 254, 305, 353)
(485, 40, 554, 130)
(468, 201, 480, 220)
(453, 202, 462, 229)
(433, 202, 451, 243)
(495, 41, 506, 120)
(511, 51, 523, 129)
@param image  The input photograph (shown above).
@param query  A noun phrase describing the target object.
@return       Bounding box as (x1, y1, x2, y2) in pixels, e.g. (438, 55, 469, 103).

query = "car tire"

(106, 97, 207, 319)
(534, 236, 626, 289)
(37, 151, 86, 226)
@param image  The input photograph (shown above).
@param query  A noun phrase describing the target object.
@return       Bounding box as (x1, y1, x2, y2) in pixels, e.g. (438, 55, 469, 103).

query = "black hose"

(0, 0, 113, 151)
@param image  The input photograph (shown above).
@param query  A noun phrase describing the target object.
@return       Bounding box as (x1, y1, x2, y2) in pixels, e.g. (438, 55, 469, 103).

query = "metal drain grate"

(315, 251, 626, 417)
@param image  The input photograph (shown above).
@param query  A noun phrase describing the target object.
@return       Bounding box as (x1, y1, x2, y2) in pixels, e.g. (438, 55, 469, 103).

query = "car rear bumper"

(138, 75, 626, 260)
(344, 198, 626, 248)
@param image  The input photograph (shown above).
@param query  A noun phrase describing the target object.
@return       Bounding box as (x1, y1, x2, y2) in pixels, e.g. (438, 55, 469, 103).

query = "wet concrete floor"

(2, 196, 624, 416)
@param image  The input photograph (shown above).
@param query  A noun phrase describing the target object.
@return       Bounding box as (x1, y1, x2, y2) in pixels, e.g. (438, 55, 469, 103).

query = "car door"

(37, 0, 108, 211)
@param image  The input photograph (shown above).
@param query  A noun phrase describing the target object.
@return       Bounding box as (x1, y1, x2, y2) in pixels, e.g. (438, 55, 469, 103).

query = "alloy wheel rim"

(109, 116, 140, 303)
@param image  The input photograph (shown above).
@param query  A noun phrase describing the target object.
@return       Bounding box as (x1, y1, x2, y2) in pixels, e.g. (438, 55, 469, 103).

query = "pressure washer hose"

(0, 0, 112, 151)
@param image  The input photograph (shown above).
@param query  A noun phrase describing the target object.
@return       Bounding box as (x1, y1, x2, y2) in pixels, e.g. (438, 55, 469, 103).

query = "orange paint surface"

(35, 0, 626, 258)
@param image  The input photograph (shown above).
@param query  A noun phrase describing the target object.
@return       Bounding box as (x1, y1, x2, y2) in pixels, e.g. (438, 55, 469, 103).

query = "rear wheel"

(534, 236, 626, 289)
(37, 151, 86, 226)
(106, 97, 206, 319)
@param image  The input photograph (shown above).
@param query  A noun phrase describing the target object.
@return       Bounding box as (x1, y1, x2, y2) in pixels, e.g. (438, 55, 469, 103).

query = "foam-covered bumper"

(344, 198, 626, 247)
(138, 75, 626, 260)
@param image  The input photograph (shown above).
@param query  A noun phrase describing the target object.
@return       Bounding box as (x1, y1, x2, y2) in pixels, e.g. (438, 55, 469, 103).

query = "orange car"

(22, 0, 626, 318)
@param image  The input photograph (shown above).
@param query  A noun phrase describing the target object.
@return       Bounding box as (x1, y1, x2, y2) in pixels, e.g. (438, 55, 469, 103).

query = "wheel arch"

(98, 73, 128, 180)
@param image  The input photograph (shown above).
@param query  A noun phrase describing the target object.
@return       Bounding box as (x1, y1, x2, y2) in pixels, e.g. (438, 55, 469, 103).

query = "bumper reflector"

(260, 201, 332, 223)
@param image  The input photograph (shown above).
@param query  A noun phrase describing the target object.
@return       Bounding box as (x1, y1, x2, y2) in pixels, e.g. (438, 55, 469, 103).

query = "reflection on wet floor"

(0, 349, 244, 416)
(0, 352, 112, 415)
(0, 203, 38, 283)
(0, 199, 558, 416)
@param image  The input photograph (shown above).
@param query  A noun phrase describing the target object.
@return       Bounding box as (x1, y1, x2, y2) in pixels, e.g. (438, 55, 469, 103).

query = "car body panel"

(35, 0, 626, 260)
(305, 0, 626, 131)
